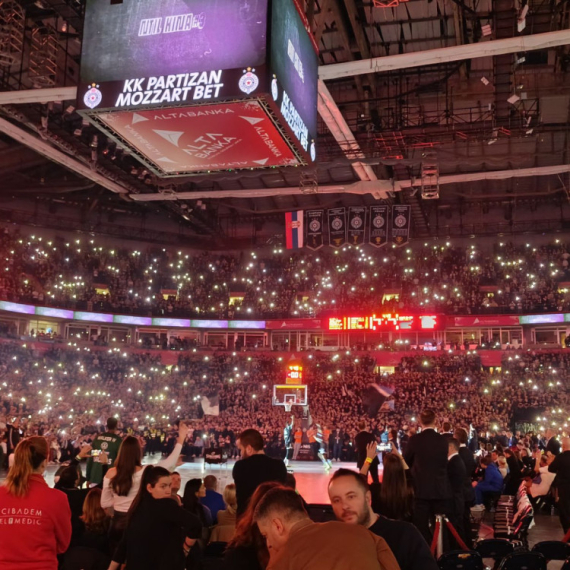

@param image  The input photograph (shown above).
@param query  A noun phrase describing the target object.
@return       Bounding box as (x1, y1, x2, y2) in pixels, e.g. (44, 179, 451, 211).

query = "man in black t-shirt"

(355, 420, 379, 484)
(328, 468, 438, 570)
(232, 428, 287, 518)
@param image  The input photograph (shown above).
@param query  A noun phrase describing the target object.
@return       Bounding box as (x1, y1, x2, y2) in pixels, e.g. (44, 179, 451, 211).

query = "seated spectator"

(54, 464, 90, 547)
(328, 468, 438, 570)
(183, 478, 213, 529)
(201, 474, 225, 524)
(527, 450, 556, 499)
(474, 455, 504, 505)
(62, 488, 111, 570)
(170, 471, 182, 506)
(210, 483, 238, 543)
(109, 466, 201, 570)
(253, 486, 400, 570)
(224, 481, 280, 570)
(78, 488, 111, 555)
(0, 437, 72, 570)
(497, 456, 509, 479)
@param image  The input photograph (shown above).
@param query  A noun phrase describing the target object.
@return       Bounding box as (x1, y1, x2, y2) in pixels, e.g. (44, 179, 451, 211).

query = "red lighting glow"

(328, 314, 440, 331)
(286, 364, 303, 384)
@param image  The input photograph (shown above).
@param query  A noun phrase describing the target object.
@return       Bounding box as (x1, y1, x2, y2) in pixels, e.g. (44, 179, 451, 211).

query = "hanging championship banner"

(305, 210, 324, 250)
(369, 205, 388, 247)
(391, 205, 411, 247)
(348, 207, 366, 246)
(328, 207, 346, 248)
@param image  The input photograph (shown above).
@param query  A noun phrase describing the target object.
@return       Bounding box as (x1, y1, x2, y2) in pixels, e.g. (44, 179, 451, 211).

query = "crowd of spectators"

(1, 341, 570, 467)
(1, 227, 570, 320)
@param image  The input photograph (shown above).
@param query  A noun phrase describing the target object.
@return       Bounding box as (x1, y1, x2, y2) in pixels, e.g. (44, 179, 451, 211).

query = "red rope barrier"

(563, 527, 570, 544)
(445, 518, 469, 551)
(430, 520, 440, 556)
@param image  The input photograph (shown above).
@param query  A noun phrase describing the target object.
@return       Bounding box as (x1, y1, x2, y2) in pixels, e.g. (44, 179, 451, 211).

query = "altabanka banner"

(369, 205, 388, 248)
(391, 205, 411, 247)
(305, 210, 324, 250)
(328, 207, 346, 248)
(348, 207, 366, 246)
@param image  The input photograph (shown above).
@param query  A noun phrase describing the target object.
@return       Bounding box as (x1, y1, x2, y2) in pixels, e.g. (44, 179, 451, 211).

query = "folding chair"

(438, 550, 484, 570)
(532, 541, 570, 562)
(475, 539, 514, 570)
(497, 552, 547, 570)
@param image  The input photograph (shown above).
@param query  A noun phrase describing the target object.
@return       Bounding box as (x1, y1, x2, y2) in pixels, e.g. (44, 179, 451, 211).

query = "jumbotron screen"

(79, 0, 268, 110)
(78, 0, 317, 174)
(269, 0, 318, 159)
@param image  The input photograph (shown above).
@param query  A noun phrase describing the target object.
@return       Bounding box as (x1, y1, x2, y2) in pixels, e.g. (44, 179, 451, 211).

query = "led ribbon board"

(78, 0, 317, 175)
(328, 314, 445, 331)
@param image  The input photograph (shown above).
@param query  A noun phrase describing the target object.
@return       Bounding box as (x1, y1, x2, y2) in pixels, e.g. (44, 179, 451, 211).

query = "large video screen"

(80, 0, 268, 83)
(269, 0, 318, 159)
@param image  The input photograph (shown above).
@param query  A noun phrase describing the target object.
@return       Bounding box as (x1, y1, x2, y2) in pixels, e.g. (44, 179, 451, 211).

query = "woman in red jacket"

(0, 436, 72, 570)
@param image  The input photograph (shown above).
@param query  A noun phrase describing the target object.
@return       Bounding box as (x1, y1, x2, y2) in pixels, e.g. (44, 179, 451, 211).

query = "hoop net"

(284, 403, 292, 413)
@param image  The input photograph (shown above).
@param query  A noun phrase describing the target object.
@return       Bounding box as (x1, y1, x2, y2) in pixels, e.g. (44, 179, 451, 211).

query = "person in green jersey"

(86, 417, 122, 487)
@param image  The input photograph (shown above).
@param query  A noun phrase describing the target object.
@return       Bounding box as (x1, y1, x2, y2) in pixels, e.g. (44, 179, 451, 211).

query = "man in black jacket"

(447, 438, 467, 547)
(328, 468, 439, 570)
(355, 421, 379, 484)
(404, 409, 452, 543)
(544, 429, 561, 456)
(548, 437, 570, 532)
(456, 427, 476, 547)
(233, 429, 287, 518)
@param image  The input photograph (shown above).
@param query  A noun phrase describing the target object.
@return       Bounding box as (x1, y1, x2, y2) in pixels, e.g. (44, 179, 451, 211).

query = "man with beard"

(328, 469, 438, 570)
(233, 428, 287, 518)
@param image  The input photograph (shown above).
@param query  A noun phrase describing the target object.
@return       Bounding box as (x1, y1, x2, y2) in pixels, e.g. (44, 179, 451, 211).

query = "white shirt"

(529, 467, 556, 498)
(448, 452, 459, 460)
(101, 443, 182, 513)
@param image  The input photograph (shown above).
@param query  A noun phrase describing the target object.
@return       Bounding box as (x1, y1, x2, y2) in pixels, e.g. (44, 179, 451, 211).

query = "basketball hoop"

(284, 403, 292, 413)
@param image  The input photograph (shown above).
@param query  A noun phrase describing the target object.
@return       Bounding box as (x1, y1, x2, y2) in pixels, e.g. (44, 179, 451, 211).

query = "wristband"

(365, 457, 373, 464)
(75, 454, 82, 462)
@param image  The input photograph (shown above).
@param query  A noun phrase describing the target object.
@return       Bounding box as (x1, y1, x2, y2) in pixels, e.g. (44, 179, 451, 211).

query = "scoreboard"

(78, 0, 318, 176)
(328, 314, 445, 332)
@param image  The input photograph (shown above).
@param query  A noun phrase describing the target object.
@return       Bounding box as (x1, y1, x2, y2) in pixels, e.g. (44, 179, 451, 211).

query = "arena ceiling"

(1, 0, 570, 246)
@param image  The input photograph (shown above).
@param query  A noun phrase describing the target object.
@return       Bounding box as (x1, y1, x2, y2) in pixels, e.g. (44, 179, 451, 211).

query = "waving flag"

(285, 211, 304, 249)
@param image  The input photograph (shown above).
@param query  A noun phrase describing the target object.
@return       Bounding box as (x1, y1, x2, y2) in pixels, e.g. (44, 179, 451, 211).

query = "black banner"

(305, 210, 324, 250)
(328, 207, 346, 248)
(348, 207, 366, 246)
(391, 205, 411, 247)
(369, 206, 388, 248)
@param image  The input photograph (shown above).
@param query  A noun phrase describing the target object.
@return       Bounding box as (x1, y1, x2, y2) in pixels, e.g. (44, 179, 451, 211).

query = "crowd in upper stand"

(1, 227, 570, 319)
(1, 342, 570, 466)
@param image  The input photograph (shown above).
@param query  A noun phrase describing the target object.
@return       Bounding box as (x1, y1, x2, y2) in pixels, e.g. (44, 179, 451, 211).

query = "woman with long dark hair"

(183, 478, 213, 528)
(361, 441, 413, 521)
(224, 481, 281, 570)
(101, 423, 188, 553)
(108, 466, 201, 570)
(0, 437, 72, 570)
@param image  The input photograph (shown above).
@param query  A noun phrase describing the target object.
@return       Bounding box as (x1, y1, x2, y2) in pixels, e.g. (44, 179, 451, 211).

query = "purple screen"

(81, 0, 268, 83)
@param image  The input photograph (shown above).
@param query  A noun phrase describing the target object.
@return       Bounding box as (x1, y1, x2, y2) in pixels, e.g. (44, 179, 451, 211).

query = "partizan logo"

(332, 217, 343, 230)
(351, 216, 363, 229)
(373, 215, 385, 228)
(84, 83, 102, 109)
(395, 215, 407, 228)
(309, 219, 321, 232)
(239, 68, 259, 95)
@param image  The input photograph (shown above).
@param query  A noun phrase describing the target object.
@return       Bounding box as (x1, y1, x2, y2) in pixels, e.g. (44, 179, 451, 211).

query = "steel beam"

(129, 163, 570, 201)
(0, 116, 129, 194)
(318, 79, 377, 182)
(319, 29, 570, 80)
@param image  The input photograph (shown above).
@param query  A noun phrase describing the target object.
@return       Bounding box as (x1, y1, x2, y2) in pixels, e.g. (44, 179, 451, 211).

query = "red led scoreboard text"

(286, 364, 303, 384)
(328, 314, 441, 331)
